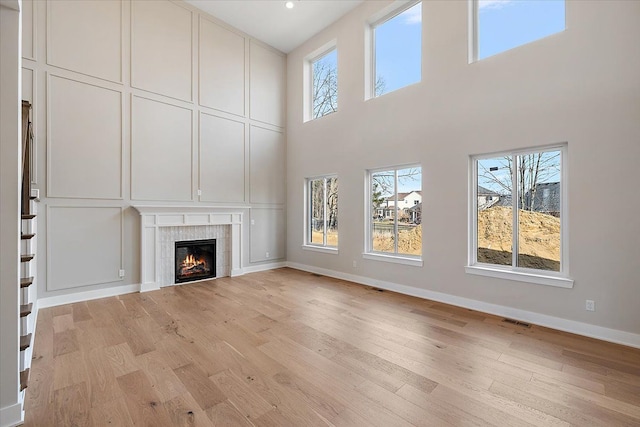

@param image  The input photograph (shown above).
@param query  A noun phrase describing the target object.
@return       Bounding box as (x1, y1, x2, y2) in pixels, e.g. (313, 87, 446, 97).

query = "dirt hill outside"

(477, 206, 560, 271)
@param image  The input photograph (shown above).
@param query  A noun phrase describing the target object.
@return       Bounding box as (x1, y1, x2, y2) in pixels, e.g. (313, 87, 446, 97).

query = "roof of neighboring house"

(477, 185, 500, 196)
(408, 203, 422, 212)
(388, 191, 422, 202)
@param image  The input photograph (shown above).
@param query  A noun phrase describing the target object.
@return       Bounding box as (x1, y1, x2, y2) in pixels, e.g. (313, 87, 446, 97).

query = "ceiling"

(184, 0, 364, 53)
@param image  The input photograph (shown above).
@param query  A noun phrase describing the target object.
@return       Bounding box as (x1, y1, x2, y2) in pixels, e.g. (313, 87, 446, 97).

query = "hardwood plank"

(21, 254, 35, 263)
(20, 333, 32, 351)
(23, 268, 640, 427)
(20, 276, 33, 288)
(20, 302, 33, 317)
(20, 368, 30, 392)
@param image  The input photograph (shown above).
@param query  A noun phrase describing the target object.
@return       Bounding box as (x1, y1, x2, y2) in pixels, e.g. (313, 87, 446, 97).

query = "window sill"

(465, 265, 574, 288)
(302, 245, 338, 255)
(363, 252, 423, 267)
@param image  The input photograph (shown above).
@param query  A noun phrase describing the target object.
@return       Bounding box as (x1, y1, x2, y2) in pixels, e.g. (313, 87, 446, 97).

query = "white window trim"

(469, 0, 567, 63)
(365, 164, 423, 263)
(365, 0, 421, 100)
(303, 40, 337, 122)
(467, 143, 573, 288)
(303, 174, 338, 250)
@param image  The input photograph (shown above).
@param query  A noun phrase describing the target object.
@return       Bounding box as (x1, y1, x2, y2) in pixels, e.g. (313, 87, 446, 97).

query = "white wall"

(286, 1, 640, 337)
(0, 1, 23, 424)
(20, 0, 287, 300)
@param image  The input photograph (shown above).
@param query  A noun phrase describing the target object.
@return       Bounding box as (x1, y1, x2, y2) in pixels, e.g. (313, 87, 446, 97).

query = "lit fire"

(179, 254, 208, 276)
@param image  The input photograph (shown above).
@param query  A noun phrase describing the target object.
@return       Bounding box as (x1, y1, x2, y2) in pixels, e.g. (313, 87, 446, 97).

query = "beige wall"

(22, 0, 286, 299)
(286, 1, 640, 335)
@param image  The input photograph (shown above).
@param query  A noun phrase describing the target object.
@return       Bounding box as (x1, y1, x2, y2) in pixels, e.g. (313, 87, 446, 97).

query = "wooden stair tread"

(29, 195, 37, 200)
(20, 277, 34, 288)
(21, 214, 36, 220)
(21, 254, 35, 262)
(20, 303, 33, 318)
(20, 369, 29, 392)
(20, 333, 32, 351)
(21, 233, 35, 240)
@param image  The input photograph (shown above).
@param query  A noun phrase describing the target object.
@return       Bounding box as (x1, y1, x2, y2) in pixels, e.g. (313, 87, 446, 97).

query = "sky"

(374, 0, 565, 93)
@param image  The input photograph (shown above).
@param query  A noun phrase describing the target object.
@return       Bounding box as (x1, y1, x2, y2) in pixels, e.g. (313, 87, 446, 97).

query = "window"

(310, 47, 337, 120)
(370, 1, 422, 97)
(468, 145, 572, 287)
(366, 166, 422, 264)
(472, 0, 565, 61)
(305, 176, 338, 249)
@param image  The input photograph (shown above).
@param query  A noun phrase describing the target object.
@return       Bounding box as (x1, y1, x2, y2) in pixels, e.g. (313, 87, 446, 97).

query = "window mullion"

(323, 178, 328, 247)
(512, 155, 519, 268)
(394, 169, 399, 254)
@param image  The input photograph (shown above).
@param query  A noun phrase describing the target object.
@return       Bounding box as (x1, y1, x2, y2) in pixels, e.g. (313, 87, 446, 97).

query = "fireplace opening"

(175, 239, 216, 284)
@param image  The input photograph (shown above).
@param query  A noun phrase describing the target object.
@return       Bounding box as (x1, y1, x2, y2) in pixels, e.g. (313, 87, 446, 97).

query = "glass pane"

(309, 179, 324, 245)
(516, 150, 561, 271)
(478, 0, 565, 60)
(374, 2, 421, 96)
(371, 170, 395, 253)
(477, 157, 513, 266)
(326, 177, 338, 247)
(312, 49, 338, 119)
(397, 167, 422, 256)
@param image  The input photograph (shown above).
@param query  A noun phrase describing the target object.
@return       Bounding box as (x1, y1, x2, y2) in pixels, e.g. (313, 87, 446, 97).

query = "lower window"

(471, 145, 567, 276)
(368, 165, 422, 258)
(306, 176, 338, 248)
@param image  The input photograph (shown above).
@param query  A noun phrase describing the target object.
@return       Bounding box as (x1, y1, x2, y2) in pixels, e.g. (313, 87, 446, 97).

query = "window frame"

(366, 0, 422, 100)
(303, 41, 338, 122)
(469, 0, 566, 63)
(364, 164, 423, 267)
(466, 144, 573, 288)
(303, 174, 338, 254)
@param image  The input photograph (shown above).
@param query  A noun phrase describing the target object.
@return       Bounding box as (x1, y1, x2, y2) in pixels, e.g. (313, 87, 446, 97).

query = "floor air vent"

(310, 273, 323, 277)
(503, 318, 531, 328)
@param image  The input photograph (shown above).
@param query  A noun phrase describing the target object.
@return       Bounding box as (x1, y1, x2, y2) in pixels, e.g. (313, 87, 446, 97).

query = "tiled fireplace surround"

(133, 206, 243, 292)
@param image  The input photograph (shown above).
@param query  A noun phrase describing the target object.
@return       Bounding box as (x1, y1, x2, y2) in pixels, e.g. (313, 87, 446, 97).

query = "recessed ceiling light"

(285, 1, 295, 9)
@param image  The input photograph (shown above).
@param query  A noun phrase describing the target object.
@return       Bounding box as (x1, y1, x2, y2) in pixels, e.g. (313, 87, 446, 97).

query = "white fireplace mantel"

(133, 206, 244, 292)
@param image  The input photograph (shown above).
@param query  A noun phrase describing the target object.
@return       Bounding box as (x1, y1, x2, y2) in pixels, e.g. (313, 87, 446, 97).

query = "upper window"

(371, 2, 422, 97)
(468, 145, 571, 287)
(311, 47, 338, 120)
(306, 176, 338, 249)
(367, 166, 422, 263)
(473, 0, 565, 61)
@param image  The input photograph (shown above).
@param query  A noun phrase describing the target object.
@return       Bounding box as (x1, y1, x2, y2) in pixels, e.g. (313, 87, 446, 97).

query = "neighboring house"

(380, 191, 422, 220)
(407, 202, 422, 224)
(477, 185, 500, 210)
(525, 182, 560, 216)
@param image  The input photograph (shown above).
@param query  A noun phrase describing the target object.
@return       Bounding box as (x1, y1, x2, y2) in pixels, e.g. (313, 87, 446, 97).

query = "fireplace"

(175, 239, 216, 283)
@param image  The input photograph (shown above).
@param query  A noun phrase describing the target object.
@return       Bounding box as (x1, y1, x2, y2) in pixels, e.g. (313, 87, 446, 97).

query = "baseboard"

(286, 262, 640, 349)
(0, 402, 23, 427)
(37, 283, 140, 309)
(242, 261, 287, 274)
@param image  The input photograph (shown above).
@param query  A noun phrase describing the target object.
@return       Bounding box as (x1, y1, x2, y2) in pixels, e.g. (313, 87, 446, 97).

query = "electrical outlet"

(197, 189, 202, 196)
(251, 219, 255, 225)
(585, 300, 595, 311)
(266, 252, 270, 258)
(119, 269, 125, 278)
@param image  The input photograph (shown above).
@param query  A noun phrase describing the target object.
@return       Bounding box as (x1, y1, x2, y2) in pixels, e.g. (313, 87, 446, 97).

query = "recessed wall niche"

(48, 75, 122, 200)
(131, 0, 192, 101)
(131, 96, 193, 201)
(199, 17, 245, 116)
(48, 0, 122, 82)
(199, 113, 245, 203)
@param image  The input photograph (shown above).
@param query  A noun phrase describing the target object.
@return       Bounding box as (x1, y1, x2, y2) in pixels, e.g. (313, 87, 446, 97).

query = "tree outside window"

(307, 176, 338, 247)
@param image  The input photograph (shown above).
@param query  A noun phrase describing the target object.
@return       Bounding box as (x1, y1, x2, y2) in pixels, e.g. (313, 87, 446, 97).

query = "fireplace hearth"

(175, 239, 216, 283)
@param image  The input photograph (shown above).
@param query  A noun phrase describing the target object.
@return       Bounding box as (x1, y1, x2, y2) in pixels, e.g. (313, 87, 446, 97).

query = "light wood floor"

(24, 268, 640, 426)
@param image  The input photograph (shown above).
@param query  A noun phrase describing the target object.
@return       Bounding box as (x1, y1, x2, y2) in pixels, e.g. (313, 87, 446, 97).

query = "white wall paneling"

(47, 74, 123, 199)
(21, 0, 35, 60)
(249, 40, 285, 127)
(47, 206, 124, 291)
(199, 112, 245, 203)
(199, 16, 245, 116)
(47, 0, 122, 83)
(250, 207, 285, 263)
(131, 0, 193, 101)
(249, 125, 285, 204)
(131, 95, 193, 201)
